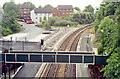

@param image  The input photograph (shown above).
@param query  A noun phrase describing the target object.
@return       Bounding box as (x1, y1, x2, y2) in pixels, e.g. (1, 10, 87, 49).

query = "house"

(19, 4, 31, 19)
(53, 5, 74, 19)
(31, 8, 53, 24)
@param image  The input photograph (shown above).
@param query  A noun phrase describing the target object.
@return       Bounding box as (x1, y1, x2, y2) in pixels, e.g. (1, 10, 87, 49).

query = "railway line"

(58, 24, 93, 51)
(40, 24, 93, 78)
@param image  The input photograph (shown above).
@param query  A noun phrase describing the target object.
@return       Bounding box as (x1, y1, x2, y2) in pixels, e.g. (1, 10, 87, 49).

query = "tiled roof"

(34, 8, 52, 13)
(57, 5, 73, 10)
(21, 4, 30, 9)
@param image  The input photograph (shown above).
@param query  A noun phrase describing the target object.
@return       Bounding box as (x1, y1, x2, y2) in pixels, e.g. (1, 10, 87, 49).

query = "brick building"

(53, 5, 73, 19)
(19, 4, 31, 19)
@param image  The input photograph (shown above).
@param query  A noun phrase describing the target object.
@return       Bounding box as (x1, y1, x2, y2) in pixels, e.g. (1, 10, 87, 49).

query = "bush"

(54, 20, 77, 26)
(2, 18, 21, 36)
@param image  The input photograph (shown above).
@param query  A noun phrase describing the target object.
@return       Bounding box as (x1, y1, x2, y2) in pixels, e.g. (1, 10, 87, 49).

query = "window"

(63, 13, 65, 14)
(24, 8, 26, 10)
(24, 11, 26, 13)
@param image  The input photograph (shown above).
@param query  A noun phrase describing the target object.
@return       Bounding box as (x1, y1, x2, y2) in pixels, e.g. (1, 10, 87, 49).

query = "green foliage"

(54, 20, 76, 26)
(74, 7, 81, 11)
(116, 15, 120, 22)
(39, 17, 42, 22)
(64, 15, 73, 21)
(44, 4, 53, 8)
(4, 1, 20, 17)
(2, 27, 13, 36)
(43, 16, 47, 20)
(97, 17, 115, 54)
(49, 17, 56, 26)
(72, 12, 95, 24)
(83, 5, 94, 14)
(23, 2, 36, 10)
(96, 7, 104, 20)
(94, 1, 120, 78)
(94, 19, 100, 32)
(41, 20, 51, 29)
(115, 4, 120, 15)
(104, 2, 115, 16)
(43, 12, 94, 27)
(101, 52, 120, 79)
(0, 25, 2, 37)
(2, 17, 20, 36)
(38, 5, 42, 8)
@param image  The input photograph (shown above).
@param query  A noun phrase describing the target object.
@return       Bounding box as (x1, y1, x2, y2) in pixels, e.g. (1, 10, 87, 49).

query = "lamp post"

(101, 30, 104, 55)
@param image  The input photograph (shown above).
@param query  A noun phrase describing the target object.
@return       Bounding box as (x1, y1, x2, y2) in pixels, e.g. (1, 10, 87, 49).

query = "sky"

(0, 0, 103, 11)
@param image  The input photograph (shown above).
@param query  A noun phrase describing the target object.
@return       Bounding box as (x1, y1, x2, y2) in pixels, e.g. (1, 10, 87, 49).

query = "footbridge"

(1, 51, 108, 65)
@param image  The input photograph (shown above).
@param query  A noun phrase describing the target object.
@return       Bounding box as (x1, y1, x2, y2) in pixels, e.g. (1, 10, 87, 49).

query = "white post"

(82, 55, 84, 63)
(69, 55, 70, 64)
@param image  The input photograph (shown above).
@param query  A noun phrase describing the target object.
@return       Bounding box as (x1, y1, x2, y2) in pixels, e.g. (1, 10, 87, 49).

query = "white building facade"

(31, 8, 53, 24)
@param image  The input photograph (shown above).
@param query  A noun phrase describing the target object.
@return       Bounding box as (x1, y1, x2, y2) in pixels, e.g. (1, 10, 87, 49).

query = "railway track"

(41, 24, 93, 78)
(58, 24, 93, 51)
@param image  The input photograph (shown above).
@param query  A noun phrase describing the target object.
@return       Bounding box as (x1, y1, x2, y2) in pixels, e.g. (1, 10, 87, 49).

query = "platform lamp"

(101, 30, 104, 55)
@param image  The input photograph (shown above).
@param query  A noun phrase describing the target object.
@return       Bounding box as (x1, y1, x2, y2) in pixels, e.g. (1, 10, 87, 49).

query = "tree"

(43, 16, 46, 20)
(101, 53, 120, 79)
(39, 17, 42, 22)
(95, 7, 104, 20)
(0, 25, 2, 37)
(72, 12, 94, 24)
(23, 2, 36, 10)
(44, 4, 53, 8)
(49, 17, 56, 26)
(104, 2, 115, 16)
(115, 3, 120, 15)
(38, 5, 42, 8)
(83, 5, 94, 14)
(74, 7, 81, 11)
(94, 19, 100, 32)
(93, 1, 120, 78)
(2, 18, 20, 36)
(97, 17, 114, 54)
(4, 1, 20, 17)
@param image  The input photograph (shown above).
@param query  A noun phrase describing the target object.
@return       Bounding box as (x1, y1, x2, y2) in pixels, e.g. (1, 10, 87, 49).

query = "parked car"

(26, 21, 32, 24)
(42, 31, 51, 34)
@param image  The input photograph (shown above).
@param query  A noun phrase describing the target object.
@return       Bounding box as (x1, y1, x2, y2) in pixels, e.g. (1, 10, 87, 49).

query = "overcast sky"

(0, 0, 103, 10)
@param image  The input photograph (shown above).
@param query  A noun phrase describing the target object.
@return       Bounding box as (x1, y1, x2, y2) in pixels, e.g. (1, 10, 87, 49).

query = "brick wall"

(19, 8, 30, 19)
(53, 8, 73, 19)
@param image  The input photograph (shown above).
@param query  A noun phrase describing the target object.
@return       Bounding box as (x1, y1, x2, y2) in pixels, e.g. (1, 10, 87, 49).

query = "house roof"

(34, 8, 53, 13)
(57, 5, 73, 10)
(21, 5, 30, 9)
